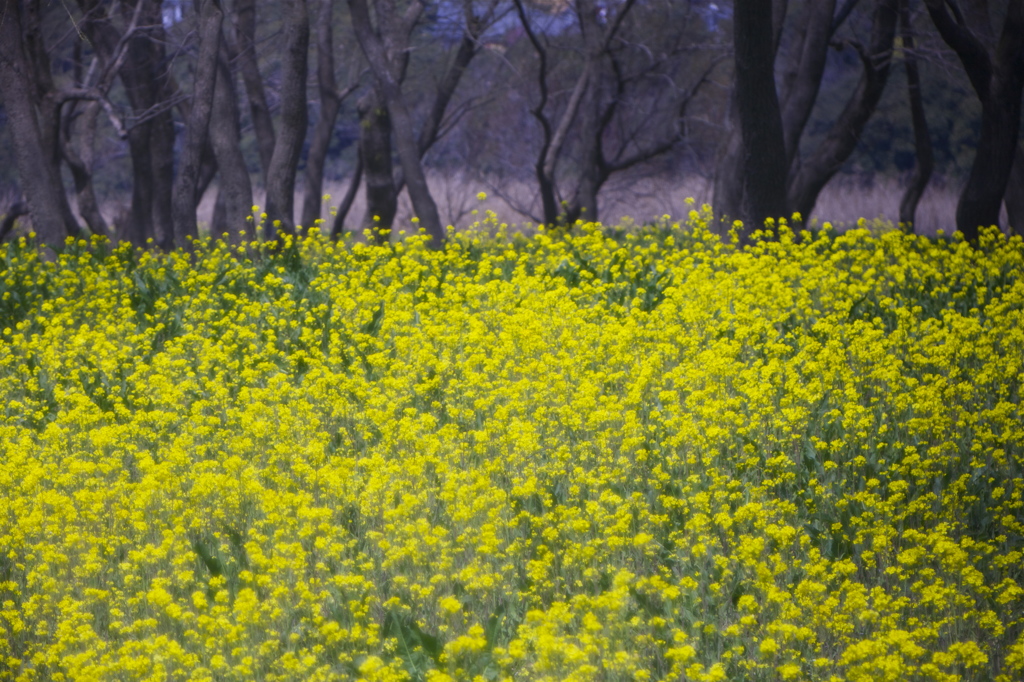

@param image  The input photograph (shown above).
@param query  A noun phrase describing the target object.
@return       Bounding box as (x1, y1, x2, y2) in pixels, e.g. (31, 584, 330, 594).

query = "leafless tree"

(265, 0, 311, 236)
(336, 0, 500, 247)
(786, 0, 899, 222)
(171, 0, 224, 248)
(508, 0, 720, 226)
(226, 0, 277, 184)
(348, 0, 445, 247)
(897, 0, 933, 231)
(300, 0, 360, 232)
(715, 0, 899, 235)
(208, 41, 254, 243)
(0, 0, 83, 246)
(923, 0, 1024, 239)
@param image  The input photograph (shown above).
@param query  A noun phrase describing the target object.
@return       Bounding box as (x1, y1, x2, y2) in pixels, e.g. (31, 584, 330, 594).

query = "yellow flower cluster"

(1, 210, 1022, 681)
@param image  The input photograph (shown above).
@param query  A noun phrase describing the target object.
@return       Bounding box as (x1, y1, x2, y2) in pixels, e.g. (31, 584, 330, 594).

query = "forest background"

(0, 0, 1022, 248)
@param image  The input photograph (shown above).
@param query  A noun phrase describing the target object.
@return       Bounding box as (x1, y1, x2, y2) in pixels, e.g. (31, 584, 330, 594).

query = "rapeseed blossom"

(0, 211, 1021, 680)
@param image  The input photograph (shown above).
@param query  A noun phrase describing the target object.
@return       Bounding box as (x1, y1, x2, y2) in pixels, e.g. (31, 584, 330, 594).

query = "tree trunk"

(712, 100, 744, 231)
(208, 47, 253, 242)
(265, 0, 310, 237)
(570, 70, 602, 223)
(358, 90, 398, 242)
(787, 0, 898, 222)
(62, 100, 110, 235)
(897, 0, 933, 232)
(392, 28, 479, 196)
(734, 0, 789, 232)
(348, 0, 445, 249)
(778, 0, 836, 167)
(924, 0, 1024, 240)
(145, 4, 177, 250)
(300, 0, 343, 232)
(172, 0, 223, 248)
(512, 0, 558, 225)
(1005, 145, 1024, 235)
(110, 0, 178, 248)
(0, 0, 80, 246)
(418, 33, 476, 157)
(956, 59, 1024, 238)
(229, 0, 276, 182)
(75, 0, 145, 243)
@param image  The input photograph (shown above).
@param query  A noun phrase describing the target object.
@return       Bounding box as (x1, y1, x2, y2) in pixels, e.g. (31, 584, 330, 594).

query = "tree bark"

(787, 0, 898, 222)
(1005, 145, 1024, 236)
(778, 0, 836, 168)
(712, 101, 744, 231)
(300, 0, 343, 232)
(228, 0, 276, 183)
(924, 0, 1024, 239)
(113, 0, 177, 247)
(734, 0, 789, 232)
(348, 0, 445, 248)
(172, 0, 224, 248)
(62, 99, 110, 235)
(897, 0, 933, 232)
(572, 80, 602, 223)
(208, 46, 253, 243)
(357, 90, 398, 242)
(265, 0, 310, 237)
(0, 0, 81, 246)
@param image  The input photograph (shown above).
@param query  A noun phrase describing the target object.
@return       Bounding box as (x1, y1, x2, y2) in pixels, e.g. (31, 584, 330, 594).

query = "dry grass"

(36, 172, 979, 240)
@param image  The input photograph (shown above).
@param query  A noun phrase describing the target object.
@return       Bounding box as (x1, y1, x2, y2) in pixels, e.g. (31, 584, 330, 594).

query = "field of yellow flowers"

(1, 206, 1022, 681)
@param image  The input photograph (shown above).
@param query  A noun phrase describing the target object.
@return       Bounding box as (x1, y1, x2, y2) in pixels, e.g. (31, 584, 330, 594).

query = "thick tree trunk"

(150, 111, 177, 249)
(358, 90, 398, 241)
(300, 0, 343, 232)
(734, 0, 789, 232)
(957, 63, 1024, 238)
(0, 0, 80, 246)
(208, 48, 253, 242)
(712, 101, 744, 231)
(348, 0, 445, 248)
(715, 0, 788, 232)
(924, 0, 1024, 240)
(1005, 145, 1024, 235)
(145, 3, 177, 250)
(778, 0, 836, 167)
(123, 124, 155, 244)
(172, 0, 223, 248)
(787, 0, 898, 222)
(229, 0, 276, 182)
(897, 0, 933, 232)
(111, 0, 178, 247)
(570, 76, 602, 223)
(265, 0, 310, 237)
